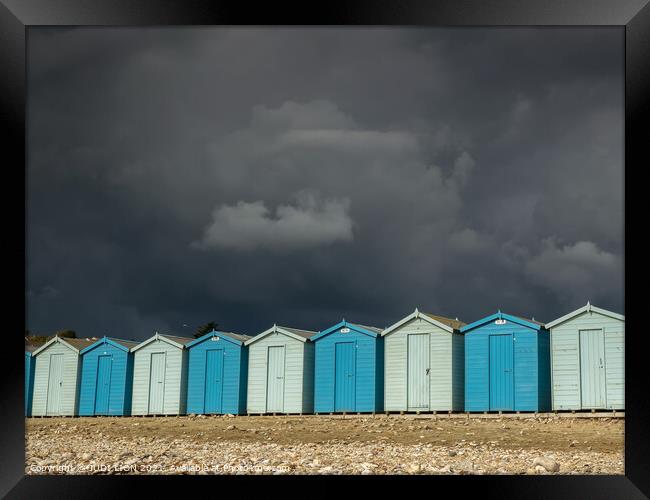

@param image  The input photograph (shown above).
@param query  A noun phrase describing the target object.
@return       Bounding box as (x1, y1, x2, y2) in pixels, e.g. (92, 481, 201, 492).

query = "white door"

(148, 352, 166, 414)
(580, 329, 606, 409)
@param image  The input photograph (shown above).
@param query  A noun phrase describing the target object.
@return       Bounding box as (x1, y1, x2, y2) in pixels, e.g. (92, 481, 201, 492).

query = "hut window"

(340, 328, 350, 333)
(495, 319, 507, 325)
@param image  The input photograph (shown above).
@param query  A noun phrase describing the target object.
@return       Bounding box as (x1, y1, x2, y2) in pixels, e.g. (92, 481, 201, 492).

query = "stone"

(532, 456, 560, 473)
(405, 463, 421, 473)
(455, 460, 474, 472)
(24, 413, 622, 476)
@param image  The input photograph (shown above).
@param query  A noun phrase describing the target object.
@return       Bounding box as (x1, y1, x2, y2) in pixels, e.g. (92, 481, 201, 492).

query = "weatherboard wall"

(313, 326, 384, 413)
(384, 317, 463, 412)
(78, 342, 134, 416)
(464, 317, 551, 412)
(131, 339, 188, 415)
(549, 310, 624, 410)
(25, 353, 35, 416)
(247, 332, 312, 414)
(186, 335, 248, 415)
(31, 342, 82, 416)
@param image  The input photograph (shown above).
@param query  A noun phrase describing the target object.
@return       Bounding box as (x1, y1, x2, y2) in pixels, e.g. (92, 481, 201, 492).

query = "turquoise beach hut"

(463, 311, 551, 412)
(186, 330, 250, 415)
(25, 344, 37, 416)
(78, 337, 138, 416)
(312, 320, 384, 414)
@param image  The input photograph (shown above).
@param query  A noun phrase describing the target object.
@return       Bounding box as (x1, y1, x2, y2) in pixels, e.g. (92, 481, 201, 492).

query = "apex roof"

(131, 332, 195, 352)
(460, 311, 545, 333)
(277, 326, 317, 339)
(545, 301, 624, 329)
(186, 329, 252, 347)
(421, 313, 466, 331)
(244, 324, 317, 345)
(311, 320, 383, 341)
(32, 336, 98, 356)
(382, 308, 465, 336)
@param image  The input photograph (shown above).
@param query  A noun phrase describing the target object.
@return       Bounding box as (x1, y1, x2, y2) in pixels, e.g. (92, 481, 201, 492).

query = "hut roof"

(349, 323, 383, 334)
(131, 332, 195, 352)
(382, 308, 465, 336)
(245, 325, 317, 345)
(460, 311, 544, 333)
(186, 330, 251, 348)
(216, 331, 251, 342)
(278, 326, 317, 339)
(312, 321, 383, 341)
(421, 313, 466, 331)
(157, 334, 195, 345)
(108, 338, 141, 349)
(545, 302, 624, 329)
(58, 337, 98, 350)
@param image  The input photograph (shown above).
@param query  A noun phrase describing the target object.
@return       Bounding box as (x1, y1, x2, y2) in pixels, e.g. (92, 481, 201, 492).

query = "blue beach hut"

(312, 320, 384, 414)
(78, 337, 139, 416)
(25, 344, 37, 416)
(462, 311, 551, 412)
(186, 330, 250, 415)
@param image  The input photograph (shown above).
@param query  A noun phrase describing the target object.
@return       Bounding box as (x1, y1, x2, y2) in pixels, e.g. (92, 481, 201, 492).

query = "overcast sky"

(26, 27, 624, 340)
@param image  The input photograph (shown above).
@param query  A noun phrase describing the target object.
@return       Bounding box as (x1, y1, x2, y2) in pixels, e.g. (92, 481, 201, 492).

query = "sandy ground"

(25, 415, 624, 475)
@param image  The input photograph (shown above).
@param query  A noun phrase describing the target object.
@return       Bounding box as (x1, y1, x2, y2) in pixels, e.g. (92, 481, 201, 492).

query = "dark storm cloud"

(26, 27, 624, 340)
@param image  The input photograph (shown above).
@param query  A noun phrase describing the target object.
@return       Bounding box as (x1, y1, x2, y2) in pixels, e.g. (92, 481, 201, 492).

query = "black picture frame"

(2, 0, 648, 497)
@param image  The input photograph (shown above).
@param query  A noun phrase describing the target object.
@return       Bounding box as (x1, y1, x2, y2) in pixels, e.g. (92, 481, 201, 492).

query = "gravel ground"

(25, 415, 624, 475)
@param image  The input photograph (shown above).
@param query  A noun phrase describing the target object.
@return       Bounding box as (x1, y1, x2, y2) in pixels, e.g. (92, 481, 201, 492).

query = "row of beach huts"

(24, 302, 624, 417)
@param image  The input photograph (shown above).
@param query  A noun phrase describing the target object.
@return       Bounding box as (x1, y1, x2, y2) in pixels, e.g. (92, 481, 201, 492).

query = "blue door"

(95, 355, 112, 415)
(204, 349, 224, 413)
(334, 342, 355, 411)
(489, 334, 514, 410)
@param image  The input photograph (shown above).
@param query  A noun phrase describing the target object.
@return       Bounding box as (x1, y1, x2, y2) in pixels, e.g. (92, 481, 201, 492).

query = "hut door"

(94, 355, 112, 415)
(579, 329, 606, 408)
(46, 354, 64, 415)
(489, 334, 514, 410)
(266, 346, 285, 413)
(204, 349, 224, 413)
(334, 342, 356, 412)
(407, 334, 430, 410)
(148, 352, 166, 414)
